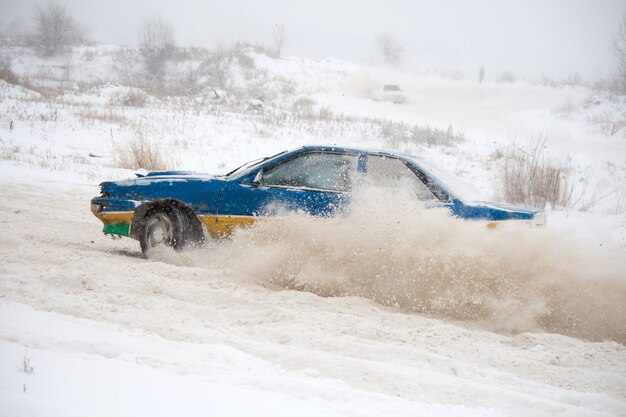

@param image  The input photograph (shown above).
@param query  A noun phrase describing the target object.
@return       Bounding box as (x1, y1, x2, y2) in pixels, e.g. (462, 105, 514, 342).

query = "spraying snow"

(149, 187, 626, 344)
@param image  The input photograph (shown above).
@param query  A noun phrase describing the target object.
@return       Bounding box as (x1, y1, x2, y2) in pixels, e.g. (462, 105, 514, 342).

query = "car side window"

(366, 155, 438, 201)
(260, 152, 358, 192)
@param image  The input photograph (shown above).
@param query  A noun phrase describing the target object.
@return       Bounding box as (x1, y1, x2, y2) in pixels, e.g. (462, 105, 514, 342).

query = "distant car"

(91, 146, 544, 253)
(380, 84, 405, 104)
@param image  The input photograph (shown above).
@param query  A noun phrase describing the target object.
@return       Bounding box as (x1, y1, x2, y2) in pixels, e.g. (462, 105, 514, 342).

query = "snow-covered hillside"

(0, 43, 625, 416)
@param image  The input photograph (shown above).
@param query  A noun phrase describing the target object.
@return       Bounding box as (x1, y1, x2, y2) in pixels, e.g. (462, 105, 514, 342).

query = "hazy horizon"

(1, 0, 624, 81)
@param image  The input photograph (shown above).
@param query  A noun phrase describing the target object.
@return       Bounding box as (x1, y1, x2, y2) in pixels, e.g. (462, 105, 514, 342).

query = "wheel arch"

(130, 198, 205, 243)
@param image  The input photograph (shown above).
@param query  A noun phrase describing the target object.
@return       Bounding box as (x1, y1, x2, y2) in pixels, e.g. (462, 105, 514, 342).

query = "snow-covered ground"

(0, 43, 625, 416)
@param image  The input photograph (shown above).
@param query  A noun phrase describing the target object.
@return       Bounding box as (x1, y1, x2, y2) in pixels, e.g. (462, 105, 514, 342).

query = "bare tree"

(32, 1, 80, 56)
(376, 34, 403, 65)
(611, 11, 626, 94)
(272, 24, 286, 58)
(212, 45, 232, 88)
(140, 17, 175, 82)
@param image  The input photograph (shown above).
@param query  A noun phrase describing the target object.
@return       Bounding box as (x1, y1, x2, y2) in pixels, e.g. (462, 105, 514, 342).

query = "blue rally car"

(91, 146, 545, 253)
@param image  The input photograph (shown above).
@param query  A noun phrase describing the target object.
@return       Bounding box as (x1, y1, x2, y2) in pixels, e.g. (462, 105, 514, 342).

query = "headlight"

(533, 211, 546, 227)
(91, 203, 103, 213)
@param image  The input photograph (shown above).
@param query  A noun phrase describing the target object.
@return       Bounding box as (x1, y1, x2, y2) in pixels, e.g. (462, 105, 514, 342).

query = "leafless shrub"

(108, 88, 149, 107)
(379, 120, 464, 148)
(32, 1, 82, 56)
(376, 34, 403, 65)
(0, 59, 19, 85)
(76, 109, 128, 125)
(249, 43, 274, 57)
(210, 46, 232, 88)
(411, 124, 464, 146)
(123, 90, 147, 107)
(39, 148, 64, 169)
(497, 71, 516, 84)
(590, 113, 626, 137)
(22, 349, 34, 374)
(562, 72, 583, 87)
(379, 120, 406, 147)
(613, 182, 626, 214)
(291, 96, 316, 113)
(168, 46, 209, 62)
(280, 78, 296, 96)
(113, 134, 168, 171)
(81, 48, 96, 61)
(232, 44, 256, 69)
(537, 75, 558, 88)
(497, 137, 573, 209)
(114, 47, 138, 86)
(0, 141, 22, 160)
(140, 16, 175, 83)
(71, 152, 88, 164)
(19, 78, 59, 98)
(197, 46, 240, 89)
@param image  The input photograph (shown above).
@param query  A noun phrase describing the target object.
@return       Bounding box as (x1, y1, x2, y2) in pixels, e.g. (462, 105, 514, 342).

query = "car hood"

(465, 200, 538, 215)
(451, 199, 542, 222)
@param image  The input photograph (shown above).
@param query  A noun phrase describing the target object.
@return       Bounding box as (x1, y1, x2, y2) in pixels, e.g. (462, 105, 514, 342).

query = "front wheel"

(139, 206, 190, 254)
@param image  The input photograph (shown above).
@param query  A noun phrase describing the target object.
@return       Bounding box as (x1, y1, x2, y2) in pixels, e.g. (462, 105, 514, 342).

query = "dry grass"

(380, 120, 464, 149)
(0, 60, 19, 85)
(117, 90, 148, 107)
(113, 134, 168, 171)
(497, 137, 573, 209)
(76, 109, 128, 125)
(0, 140, 22, 160)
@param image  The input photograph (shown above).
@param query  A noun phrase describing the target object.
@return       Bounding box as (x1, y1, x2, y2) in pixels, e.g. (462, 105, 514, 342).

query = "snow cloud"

(147, 187, 626, 344)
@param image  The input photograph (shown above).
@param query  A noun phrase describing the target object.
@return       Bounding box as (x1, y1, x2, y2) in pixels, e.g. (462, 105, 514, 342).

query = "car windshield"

(384, 85, 400, 91)
(224, 150, 288, 177)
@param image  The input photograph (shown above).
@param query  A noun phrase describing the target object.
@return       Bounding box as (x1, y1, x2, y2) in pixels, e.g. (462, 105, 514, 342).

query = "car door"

(213, 150, 360, 236)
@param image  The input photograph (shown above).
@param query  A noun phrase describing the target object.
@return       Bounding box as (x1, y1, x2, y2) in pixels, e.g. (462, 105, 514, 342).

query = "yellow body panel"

(94, 211, 134, 225)
(486, 220, 534, 230)
(199, 215, 258, 238)
(94, 210, 257, 239)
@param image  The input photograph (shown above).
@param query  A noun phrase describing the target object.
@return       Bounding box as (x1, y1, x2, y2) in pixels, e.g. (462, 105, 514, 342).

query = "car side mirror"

(252, 170, 263, 186)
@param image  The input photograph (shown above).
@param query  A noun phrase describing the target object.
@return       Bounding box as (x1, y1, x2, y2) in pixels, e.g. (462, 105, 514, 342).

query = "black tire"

(139, 205, 191, 254)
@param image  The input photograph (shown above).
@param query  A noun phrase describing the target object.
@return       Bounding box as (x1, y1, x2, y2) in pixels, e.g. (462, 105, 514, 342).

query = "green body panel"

(103, 223, 130, 236)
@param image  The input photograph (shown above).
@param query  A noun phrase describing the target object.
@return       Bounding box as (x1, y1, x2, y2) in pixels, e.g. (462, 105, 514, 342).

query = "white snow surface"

(1, 44, 625, 416)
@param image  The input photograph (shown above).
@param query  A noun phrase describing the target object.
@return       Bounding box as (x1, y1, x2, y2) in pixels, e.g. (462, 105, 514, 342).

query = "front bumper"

(91, 197, 137, 236)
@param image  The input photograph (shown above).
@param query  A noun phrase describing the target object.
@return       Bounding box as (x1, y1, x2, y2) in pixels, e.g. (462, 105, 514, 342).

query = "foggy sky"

(1, 0, 624, 80)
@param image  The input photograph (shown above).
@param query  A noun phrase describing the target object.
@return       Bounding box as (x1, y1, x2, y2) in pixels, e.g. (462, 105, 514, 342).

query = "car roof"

(300, 145, 404, 159)
(228, 145, 414, 180)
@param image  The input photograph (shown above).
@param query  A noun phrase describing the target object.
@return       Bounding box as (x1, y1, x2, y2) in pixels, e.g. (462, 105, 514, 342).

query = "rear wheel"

(139, 206, 190, 254)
